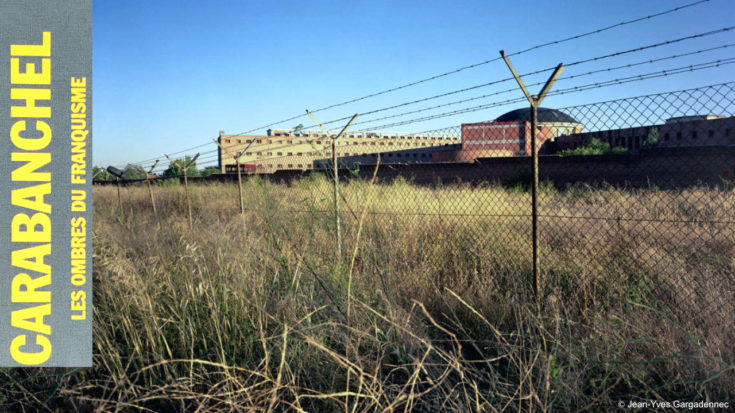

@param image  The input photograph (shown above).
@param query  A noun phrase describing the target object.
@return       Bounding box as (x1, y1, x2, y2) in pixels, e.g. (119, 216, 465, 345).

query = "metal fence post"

(214, 137, 256, 216)
(166, 153, 200, 229)
(135, 160, 160, 219)
(236, 159, 244, 215)
(116, 176, 122, 211)
(307, 110, 359, 268)
(500, 50, 563, 306)
(106, 166, 125, 213)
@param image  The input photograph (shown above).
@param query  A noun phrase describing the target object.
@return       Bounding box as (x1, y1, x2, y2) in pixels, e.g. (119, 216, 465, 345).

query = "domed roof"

(495, 107, 579, 124)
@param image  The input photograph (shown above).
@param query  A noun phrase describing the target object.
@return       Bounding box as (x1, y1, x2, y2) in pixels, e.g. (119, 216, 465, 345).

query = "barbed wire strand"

(114, 1, 711, 168)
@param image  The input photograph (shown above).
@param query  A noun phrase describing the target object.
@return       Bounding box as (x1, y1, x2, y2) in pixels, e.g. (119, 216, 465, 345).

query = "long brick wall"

(235, 145, 735, 189)
(102, 146, 735, 190)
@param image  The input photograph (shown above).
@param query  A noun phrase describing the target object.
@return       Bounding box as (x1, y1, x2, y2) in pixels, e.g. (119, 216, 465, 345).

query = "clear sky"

(93, 0, 735, 170)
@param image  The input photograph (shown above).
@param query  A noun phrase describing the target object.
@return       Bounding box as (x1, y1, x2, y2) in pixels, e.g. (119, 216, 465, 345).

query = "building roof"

(665, 114, 725, 124)
(495, 107, 579, 124)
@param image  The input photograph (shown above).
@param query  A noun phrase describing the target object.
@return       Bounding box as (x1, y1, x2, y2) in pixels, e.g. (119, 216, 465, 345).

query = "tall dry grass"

(1, 174, 733, 411)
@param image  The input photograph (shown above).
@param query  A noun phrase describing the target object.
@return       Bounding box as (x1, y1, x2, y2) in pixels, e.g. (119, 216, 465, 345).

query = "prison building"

(555, 115, 735, 153)
(433, 107, 584, 162)
(217, 129, 461, 174)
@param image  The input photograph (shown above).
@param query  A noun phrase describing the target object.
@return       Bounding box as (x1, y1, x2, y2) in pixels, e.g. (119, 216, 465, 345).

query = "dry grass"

(2, 174, 733, 411)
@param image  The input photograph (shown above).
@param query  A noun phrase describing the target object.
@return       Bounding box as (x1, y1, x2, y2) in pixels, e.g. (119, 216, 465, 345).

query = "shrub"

(559, 137, 629, 156)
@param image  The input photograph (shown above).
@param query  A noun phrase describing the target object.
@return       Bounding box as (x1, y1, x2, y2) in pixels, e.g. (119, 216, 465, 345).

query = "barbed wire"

(364, 57, 735, 130)
(96, 80, 735, 181)
(337, 45, 735, 130)
(127, 25, 733, 170)
(138, 56, 735, 173)
(229, 0, 710, 136)
(420, 81, 735, 134)
(112, 1, 711, 168)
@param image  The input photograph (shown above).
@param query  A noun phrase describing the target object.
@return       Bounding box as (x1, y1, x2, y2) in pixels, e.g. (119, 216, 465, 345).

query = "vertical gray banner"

(0, 0, 92, 366)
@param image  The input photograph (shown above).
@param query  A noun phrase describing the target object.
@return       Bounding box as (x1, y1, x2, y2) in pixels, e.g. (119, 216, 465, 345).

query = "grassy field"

(2, 174, 733, 411)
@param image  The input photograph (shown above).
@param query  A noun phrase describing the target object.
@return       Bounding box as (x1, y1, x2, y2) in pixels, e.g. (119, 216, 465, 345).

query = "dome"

(495, 107, 579, 124)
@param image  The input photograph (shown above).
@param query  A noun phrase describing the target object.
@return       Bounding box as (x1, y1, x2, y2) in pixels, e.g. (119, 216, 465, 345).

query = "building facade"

(435, 107, 585, 162)
(217, 129, 460, 174)
(555, 115, 735, 153)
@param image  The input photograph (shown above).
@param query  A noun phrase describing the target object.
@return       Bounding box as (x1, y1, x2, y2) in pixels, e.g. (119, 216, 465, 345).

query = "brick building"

(217, 129, 460, 174)
(434, 107, 585, 162)
(555, 114, 735, 153)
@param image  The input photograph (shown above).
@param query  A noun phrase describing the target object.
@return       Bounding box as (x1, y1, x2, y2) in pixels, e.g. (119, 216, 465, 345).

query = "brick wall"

(241, 145, 735, 189)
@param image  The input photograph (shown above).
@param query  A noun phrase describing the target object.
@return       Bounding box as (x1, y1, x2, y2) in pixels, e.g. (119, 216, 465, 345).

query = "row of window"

(222, 138, 444, 146)
(272, 131, 459, 140)
(606, 129, 720, 149)
(251, 150, 435, 158)
(571, 127, 729, 151)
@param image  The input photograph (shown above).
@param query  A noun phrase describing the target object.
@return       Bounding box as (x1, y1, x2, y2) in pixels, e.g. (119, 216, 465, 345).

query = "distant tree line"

(557, 127, 659, 156)
(93, 156, 219, 182)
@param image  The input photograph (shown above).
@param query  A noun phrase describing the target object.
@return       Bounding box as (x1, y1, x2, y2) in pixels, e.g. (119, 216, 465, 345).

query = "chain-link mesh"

(228, 82, 734, 346)
(215, 85, 735, 317)
(540, 84, 735, 352)
(81, 81, 735, 409)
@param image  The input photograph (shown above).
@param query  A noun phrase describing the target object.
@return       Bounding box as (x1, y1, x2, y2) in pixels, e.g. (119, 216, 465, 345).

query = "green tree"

(93, 166, 114, 181)
(163, 155, 199, 177)
(643, 126, 659, 148)
(200, 166, 220, 177)
(559, 138, 628, 156)
(122, 165, 146, 180)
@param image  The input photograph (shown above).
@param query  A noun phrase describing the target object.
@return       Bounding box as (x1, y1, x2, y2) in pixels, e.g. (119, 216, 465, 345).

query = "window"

(277, 152, 282, 156)
(691, 131, 697, 139)
(664, 133, 670, 141)
(708, 130, 714, 138)
(676, 131, 682, 140)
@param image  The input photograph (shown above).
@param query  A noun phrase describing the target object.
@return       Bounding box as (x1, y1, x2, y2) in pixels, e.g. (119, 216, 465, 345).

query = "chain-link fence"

(104, 82, 735, 339)
(196, 84, 735, 320)
(255, 85, 732, 286)
(246, 81, 735, 380)
(87, 82, 734, 408)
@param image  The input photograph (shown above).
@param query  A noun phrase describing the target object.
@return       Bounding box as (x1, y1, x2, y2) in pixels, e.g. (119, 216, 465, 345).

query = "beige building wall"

(218, 131, 461, 173)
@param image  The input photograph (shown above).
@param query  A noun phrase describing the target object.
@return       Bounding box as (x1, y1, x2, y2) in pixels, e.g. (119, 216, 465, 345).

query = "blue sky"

(93, 0, 735, 170)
